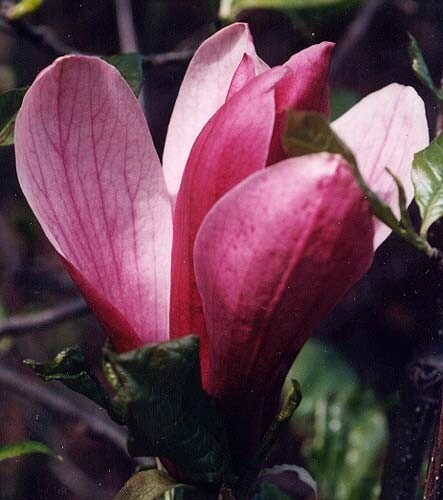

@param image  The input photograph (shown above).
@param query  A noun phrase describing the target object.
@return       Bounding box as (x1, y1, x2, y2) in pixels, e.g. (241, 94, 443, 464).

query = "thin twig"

(0, 13, 194, 65)
(330, 0, 384, 80)
(423, 388, 443, 500)
(0, 298, 89, 337)
(114, 0, 138, 54)
(0, 361, 128, 451)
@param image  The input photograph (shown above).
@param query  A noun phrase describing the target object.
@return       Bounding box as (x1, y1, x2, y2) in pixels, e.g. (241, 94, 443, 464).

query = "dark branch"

(0, 298, 89, 337)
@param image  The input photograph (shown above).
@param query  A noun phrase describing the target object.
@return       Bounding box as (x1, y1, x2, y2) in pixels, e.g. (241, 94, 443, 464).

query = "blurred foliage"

(4, 0, 44, 20)
(285, 340, 386, 500)
(114, 469, 182, 500)
(0, 440, 55, 461)
(329, 89, 360, 121)
(103, 54, 143, 96)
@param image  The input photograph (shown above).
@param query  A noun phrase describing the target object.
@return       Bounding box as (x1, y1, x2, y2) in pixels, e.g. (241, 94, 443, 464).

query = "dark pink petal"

(267, 41, 334, 165)
(194, 154, 373, 449)
(332, 83, 429, 248)
(170, 68, 286, 362)
(226, 53, 257, 101)
(15, 55, 173, 351)
(163, 22, 267, 200)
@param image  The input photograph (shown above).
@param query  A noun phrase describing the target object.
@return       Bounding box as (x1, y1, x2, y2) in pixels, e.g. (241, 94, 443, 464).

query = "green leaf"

(24, 346, 124, 424)
(0, 440, 55, 461)
(103, 54, 143, 96)
(107, 336, 233, 485)
(408, 34, 443, 102)
(114, 469, 184, 500)
(412, 134, 443, 237)
(0, 87, 27, 146)
(4, 0, 44, 19)
(253, 483, 292, 500)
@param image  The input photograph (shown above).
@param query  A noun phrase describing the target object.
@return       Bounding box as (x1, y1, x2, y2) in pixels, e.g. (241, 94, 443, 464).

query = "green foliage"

(287, 340, 386, 500)
(330, 89, 360, 121)
(252, 482, 292, 500)
(412, 134, 443, 237)
(0, 440, 55, 461)
(103, 54, 143, 96)
(24, 346, 125, 423)
(283, 110, 436, 257)
(4, 0, 44, 20)
(408, 34, 443, 102)
(106, 336, 233, 485)
(114, 469, 184, 500)
(0, 87, 27, 146)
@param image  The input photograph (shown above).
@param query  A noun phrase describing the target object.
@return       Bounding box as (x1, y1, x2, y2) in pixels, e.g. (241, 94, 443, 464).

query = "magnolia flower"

(15, 23, 428, 457)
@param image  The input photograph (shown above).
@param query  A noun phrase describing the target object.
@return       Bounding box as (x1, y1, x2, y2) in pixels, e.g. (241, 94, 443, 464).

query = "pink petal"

(194, 154, 373, 446)
(162, 22, 267, 200)
(15, 55, 173, 351)
(226, 53, 256, 101)
(170, 68, 286, 358)
(267, 41, 334, 165)
(331, 83, 429, 248)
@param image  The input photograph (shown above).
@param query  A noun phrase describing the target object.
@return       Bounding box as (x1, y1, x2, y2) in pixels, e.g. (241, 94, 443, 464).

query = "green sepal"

(102, 54, 143, 96)
(283, 110, 436, 257)
(0, 440, 56, 462)
(107, 336, 234, 485)
(113, 469, 185, 500)
(408, 34, 443, 102)
(412, 133, 443, 237)
(24, 346, 125, 424)
(0, 87, 28, 146)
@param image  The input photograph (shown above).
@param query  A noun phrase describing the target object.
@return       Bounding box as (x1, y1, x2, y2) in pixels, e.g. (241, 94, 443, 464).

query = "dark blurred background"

(1, 1, 443, 499)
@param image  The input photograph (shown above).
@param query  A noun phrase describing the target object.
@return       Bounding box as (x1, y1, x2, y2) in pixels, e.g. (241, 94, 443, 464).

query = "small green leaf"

(0, 87, 28, 146)
(108, 336, 233, 485)
(408, 34, 443, 102)
(4, 0, 44, 19)
(25, 346, 124, 424)
(0, 440, 55, 462)
(412, 134, 443, 236)
(114, 469, 184, 500)
(252, 483, 292, 500)
(103, 54, 143, 96)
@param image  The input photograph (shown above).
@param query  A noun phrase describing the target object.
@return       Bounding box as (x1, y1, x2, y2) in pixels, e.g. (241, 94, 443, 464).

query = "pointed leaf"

(103, 53, 143, 96)
(109, 336, 233, 485)
(412, 134, 443, 236)
(25, 346, 124, 423)
(14, 55, 172, 351)
(114, 469, 184, 500)
(408, 34, 443, 101)
(0, 87, 27, 146)
(0, 440, 55, 461)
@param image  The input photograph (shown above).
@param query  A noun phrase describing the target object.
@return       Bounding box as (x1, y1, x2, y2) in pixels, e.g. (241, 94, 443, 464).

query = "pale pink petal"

(170, 68, 286, 361)
(332, 84, 429, 248)
(267, 41, 334, 164)
(15, 55, 173, 351)
(194, 153, 373, 409)
(163, 22, 267, 200)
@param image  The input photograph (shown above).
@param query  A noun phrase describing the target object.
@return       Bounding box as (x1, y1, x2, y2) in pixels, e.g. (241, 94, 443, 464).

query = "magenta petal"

(267, 41, 334, 165)
(163, 22, 267, 200)
(332, 83, 429, 248)
(15, 55, 173, 351)
(226, 53, 257, 101)
(170, 68, 286, 363)
(194, 154, 374, 406)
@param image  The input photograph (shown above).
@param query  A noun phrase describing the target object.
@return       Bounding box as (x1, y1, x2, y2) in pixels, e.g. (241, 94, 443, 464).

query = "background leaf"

(4, 0, 44, 20)
(103, 54, 143, 96)
(0, 441, 55, 462)
(0, 87, 27, 146)
(408, 34, 443, 101)
(412, 134, 443, 236)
